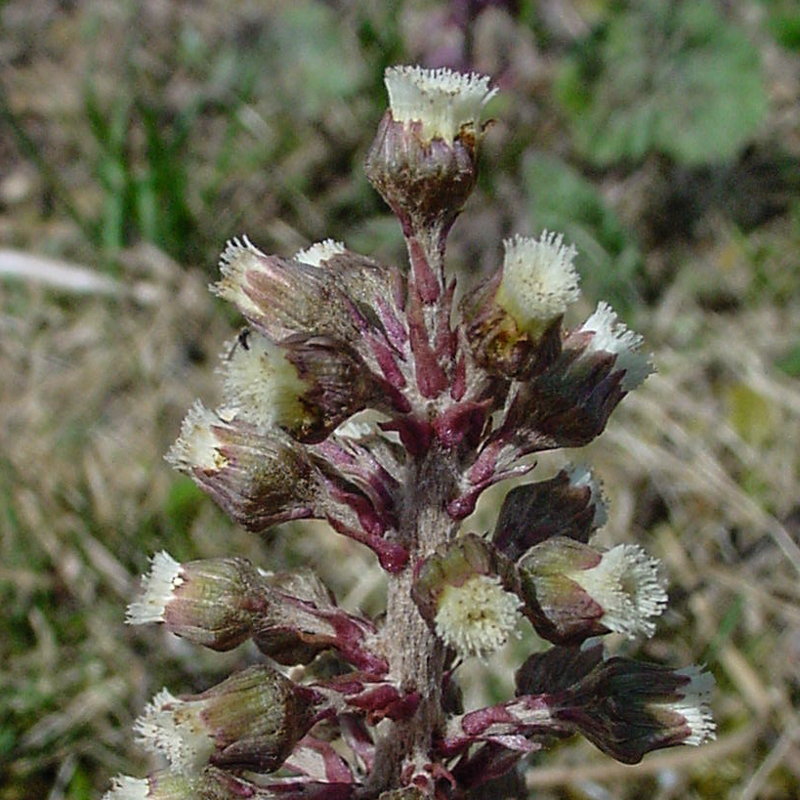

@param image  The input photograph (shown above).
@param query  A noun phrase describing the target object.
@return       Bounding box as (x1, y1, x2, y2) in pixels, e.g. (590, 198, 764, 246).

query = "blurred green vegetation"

(1, 1, 799, 798)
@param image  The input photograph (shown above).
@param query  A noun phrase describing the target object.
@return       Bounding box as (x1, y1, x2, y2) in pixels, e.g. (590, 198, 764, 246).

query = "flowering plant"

(107, 65, 714, 800)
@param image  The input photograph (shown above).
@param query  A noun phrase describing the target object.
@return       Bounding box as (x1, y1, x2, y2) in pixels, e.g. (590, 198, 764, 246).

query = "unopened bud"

(126, 553, 269, 651)
(518, 536, 667, 643)
(493, 465, 607, 559)
(414, 535, 521, 658)
(135, 666, 319, 774)
(365, 66, 495, 234)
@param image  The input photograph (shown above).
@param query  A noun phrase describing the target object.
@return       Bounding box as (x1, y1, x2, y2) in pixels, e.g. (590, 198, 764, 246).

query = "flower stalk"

(108, 65, 714, 800)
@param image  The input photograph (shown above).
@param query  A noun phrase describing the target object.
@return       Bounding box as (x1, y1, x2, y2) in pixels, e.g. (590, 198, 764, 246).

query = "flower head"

(519, 537, 667, 643)
(166, 401, 229, 473)
(384, 65, 496, 142)
(553, 657, 716, 764)
(414, 535, 521, 659)
(166, 405, 317, 532)
(496, 233, 581, 338)
(213, 237, 360, 344)
(126, 551, 183, 625)
(135, 666, 318, 774)
(435, 573, 522, 658)
(366, 67, 495, 237)
(127, 553, 272, 651)
(569, 543, 667, 638)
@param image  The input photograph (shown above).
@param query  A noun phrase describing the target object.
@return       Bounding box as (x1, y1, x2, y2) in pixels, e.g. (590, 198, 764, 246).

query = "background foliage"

(1, 1, 799, 798)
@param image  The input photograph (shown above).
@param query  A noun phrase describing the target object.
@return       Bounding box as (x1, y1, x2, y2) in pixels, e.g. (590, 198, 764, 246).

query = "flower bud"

(518, 536, 667, 643)
(126, 552, 270, 651)
(461, 233, 579, 377)
(135, 666, 319, 773)
(414, 535, 521, 658)
(166, 403, 316, 531)
(550, 657, 716, 764)
(365, 66, 495, 234)
(493, 465, 607, 560)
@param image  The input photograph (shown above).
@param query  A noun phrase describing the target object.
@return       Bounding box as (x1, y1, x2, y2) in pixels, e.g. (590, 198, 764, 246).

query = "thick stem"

(365, 449, 460, 797)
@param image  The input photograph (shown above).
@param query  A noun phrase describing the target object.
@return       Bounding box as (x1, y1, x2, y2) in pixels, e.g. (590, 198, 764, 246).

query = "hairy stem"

(365, 449, 460, 796)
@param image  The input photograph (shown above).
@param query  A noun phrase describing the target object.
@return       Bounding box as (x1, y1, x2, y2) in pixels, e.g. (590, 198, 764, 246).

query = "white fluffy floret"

(134, 688, 214, 773)
(567, 464, 608, 529)
(103, 776, 149, 800)
(497, 232, 581, 334)
(671, 667, 717, 746)
(219, 332, 308, 429)
(581, 302, 654, 390)
(213, 236, 267, 317)
(434, 574, 522, 658)
(384, 65, 496, 141)
(294, 239, 347, 267)
(126, 552, 183, 625)
(165, 401, 229, 473)
(570, 544, 667, 639)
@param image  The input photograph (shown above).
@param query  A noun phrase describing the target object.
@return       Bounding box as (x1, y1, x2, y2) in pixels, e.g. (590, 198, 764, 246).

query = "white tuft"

(384, 65, 496, 141)
(570, 544, 667, 639)
(134, 688, 214, 773)
(212, 236, 266, 317)
(434, 574, 522, 658)
(219, 331, 308, 429)
(566, 464, 608, 529)
(126, 552, 183, 625)
(294, 239, 347, 267)
(497, 232, 581, 334)
(672, 667, 717, 746)
(581, 302, 654, 390)
(103, 776, 149, 800)
(165, 401, 228, 473)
